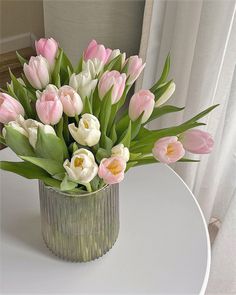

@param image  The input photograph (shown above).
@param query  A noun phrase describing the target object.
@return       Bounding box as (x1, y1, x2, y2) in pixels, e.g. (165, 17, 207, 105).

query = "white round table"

(0, 148, 210, 294)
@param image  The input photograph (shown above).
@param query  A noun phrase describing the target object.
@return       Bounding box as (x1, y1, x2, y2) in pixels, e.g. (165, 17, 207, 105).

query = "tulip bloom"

(84, 39, 112, 64)
(35, 38, 58, 68)
(180, 129, 214, 154)
(36, 85, 63, 125)
(129, 89, 155, 123)
(63, 148, 98, 184)
(98, 70, 126, 104)
(23, 55, 50, 89)
(125, 55, 145, 85)
(82, 58, 104, 79)
(155, 82, 176, 108)
(3, 115, 56, 148)
(69, 113, 101, 147)
(58, 85, 83, 117)
(111, 144, 130, 162)
(17, 115, 56, 148)
(98, 156, 126, 185)
(0, 93, 25, 124)
(152, 136, 185, 164)
(69, 72, 97, 100)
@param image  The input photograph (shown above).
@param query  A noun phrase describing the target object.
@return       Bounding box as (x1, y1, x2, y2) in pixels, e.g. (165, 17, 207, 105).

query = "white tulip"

(155, 82, 176, 108)
(63, 148, 98, 184)
(15, 115, 55, 148)
(82, 58, 104, 79)
(2, 121, 28, 138)
(68, 113, 101, 147)
(69, 72, 97, 100)
(107, 50, 126, 67)
(111, 143, 130, 162)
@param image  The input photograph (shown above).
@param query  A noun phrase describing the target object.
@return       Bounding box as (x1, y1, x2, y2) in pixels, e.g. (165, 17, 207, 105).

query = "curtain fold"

(140, 0, 236, 293)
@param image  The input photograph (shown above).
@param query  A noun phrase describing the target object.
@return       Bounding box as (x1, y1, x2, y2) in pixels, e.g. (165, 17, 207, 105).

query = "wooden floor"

(0, 47, 35, 86)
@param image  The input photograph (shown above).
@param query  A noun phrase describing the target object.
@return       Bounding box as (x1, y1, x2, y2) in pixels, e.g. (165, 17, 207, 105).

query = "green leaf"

(119, 120, 132, 148)
(52, 48, 63, 84)
(125, 161, 138, 172)
(100, 134, 113, 151)
(21, 156, 64, 176)
(92, 86, 101, 117)
(0, 134, 6, 145)
(9, 70, 34, 118)
(129, 152, 142, 161)
(60, 174, 77, 191)
(110, 123, 117, 144)
(4, 126, 35, 156)
(178, 158, 200, 162)
(90, 176, 100, 191)
(150, 53, 170, 92)
(131, 114, 143, 140)
(96, 148, 110, 163)
(83, 95, 93, 114)
(35, 127, 68, 163)
(104, 54, 123, 72)
(75, 55, 83, 74)
(0, 161, 61, 188)
(16, 51, 27, 66)
(99, 87, 113, 135)
(146, 105, 185, 124)
(184, 104, 219, 125)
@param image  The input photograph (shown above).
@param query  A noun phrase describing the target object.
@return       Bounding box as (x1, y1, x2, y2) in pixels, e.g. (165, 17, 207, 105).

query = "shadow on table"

(2, 213, 61, 261)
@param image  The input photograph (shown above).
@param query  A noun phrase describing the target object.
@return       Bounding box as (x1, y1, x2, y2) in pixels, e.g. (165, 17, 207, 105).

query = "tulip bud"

(106, 50, 126, 66)
(155, 82, 176, 107)
(2, 121, 27, 138)
(58, 85, 83, 117)
(98, 156, 126, 184)
(82, 58, 104, 79)
(128, 89, 155, 123)
(23, 55, 50, 89)
(63, 148, 98, 184)
(69, 72, 97, 100)
(180, 129, 214, 154)
(0, 93, 25, 124)
(36, 84, 63, 125)
(84, 39, 112, 64)
(111, 144, 130, 162)
(98, 70, 126, 104)
(35, 38, 58, 69)
(152, 136, 185, 164)
(125, 55, 145, 85)
(68, 113, 101, 147)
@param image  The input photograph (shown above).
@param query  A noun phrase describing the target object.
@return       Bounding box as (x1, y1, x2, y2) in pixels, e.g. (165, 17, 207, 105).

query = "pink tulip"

(84, 40, 112, 64)
(98, 156, 126, 184)
(36, 85, 63, 125)
(152, 136, 185, 164)
(129, 89, 155, 123)
(180, 129, 214, 154)
(35, 38, 58, 68)
(23, 55, 50, 89)
(98, 70, 126, 104)
(58, 85, 83, 117)
(0, 93, 25, 124)
(125, 55, 146, 85)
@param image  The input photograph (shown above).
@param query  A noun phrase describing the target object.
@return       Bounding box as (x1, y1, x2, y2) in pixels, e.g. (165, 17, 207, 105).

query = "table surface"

(0, 148, 210, 294)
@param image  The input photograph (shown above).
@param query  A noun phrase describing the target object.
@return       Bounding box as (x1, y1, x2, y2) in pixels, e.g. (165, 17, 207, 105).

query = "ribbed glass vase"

(38, 182, 119, 262)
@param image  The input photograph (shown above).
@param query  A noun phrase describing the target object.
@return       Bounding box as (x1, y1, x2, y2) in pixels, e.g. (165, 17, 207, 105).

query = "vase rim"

(41, 181, 111, 198)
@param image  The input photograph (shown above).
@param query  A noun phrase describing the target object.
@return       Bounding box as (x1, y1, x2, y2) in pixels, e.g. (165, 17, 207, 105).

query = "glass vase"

(38, 182, 119, 262)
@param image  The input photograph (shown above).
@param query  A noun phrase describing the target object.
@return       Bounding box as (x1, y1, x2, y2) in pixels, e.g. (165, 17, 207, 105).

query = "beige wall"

(44, 0, 145, 65)
(0, 0, 44, 51)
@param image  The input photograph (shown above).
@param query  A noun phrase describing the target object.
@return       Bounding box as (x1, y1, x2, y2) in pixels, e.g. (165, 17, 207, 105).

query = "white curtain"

(138, 0, 236, 293)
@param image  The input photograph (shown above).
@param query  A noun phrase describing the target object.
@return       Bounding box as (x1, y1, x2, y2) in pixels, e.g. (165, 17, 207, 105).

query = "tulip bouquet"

(0, 38, 217, 193)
